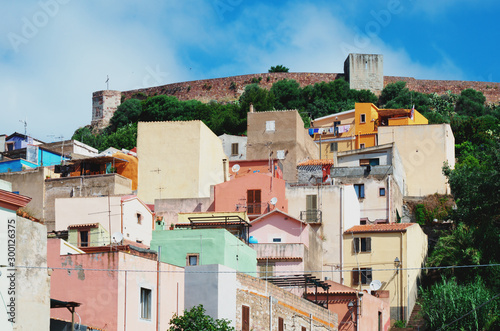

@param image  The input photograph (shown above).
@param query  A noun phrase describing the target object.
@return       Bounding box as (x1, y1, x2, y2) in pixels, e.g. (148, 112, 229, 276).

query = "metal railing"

(300, 210, 322, 223)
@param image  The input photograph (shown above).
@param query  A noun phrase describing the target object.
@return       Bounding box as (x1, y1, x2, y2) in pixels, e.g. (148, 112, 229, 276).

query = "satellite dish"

(270, 197, 278, 205)
(232, 164, 240, 173)
(111, 232, 124, 244)
(369, 280, 382, 291)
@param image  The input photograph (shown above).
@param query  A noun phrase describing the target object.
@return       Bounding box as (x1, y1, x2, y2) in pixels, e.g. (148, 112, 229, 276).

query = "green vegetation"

(168, 305, 234, 331)
(268, 64, 289, 73)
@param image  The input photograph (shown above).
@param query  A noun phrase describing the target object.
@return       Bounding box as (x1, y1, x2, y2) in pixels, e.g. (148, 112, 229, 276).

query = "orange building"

(310, 103, 428, 158)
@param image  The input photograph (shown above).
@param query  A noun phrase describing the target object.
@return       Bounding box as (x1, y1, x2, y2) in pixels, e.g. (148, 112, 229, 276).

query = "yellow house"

(343, 223, 427, 322)
(137, 120, 229, 204)
(311, 103, 428, 159)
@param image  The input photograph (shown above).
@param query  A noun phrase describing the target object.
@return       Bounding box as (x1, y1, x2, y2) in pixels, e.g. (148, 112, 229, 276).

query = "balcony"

(300, 210, 322, 224)
(250, 243, 305, 261)
(236, 203, 271, 216)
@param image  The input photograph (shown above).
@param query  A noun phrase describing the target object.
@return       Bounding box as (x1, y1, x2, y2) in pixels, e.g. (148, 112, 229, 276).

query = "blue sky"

(1, 0, 499, 141)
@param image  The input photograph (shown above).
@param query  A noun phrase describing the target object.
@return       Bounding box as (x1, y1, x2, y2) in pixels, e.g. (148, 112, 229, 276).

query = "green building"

(150, 228, 257, 276)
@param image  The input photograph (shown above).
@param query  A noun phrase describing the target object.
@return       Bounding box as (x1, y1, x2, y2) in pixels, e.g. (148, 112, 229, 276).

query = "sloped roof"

(250, 209, 304, 225)
(345, 223, 415, 234)
(297, 159, 334, 167)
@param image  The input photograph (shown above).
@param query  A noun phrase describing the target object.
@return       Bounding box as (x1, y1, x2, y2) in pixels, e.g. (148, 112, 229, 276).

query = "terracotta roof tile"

(298, 159, 334, 166)
(68, 223, 99, 229)
(345, 223, 415, 234)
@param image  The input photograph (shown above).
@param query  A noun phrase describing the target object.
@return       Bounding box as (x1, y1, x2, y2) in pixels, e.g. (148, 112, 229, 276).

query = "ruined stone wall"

(236, 273, 337, 330)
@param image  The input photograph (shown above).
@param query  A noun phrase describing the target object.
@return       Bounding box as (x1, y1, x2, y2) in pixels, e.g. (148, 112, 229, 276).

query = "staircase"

(390, 303, 427, 330)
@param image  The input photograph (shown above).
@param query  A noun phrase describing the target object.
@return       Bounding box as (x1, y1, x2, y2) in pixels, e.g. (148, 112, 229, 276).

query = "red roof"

(298, 159, 334, 166)
(345, 223, 415, 234)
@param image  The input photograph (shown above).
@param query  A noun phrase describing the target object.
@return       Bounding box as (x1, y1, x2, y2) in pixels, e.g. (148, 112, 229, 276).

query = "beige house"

(137, 121, 228, 204)
(286, 182, 360, 283)
(343, 223, 428, 321)
(55, 195, 154, 246)
(246, 110, 319, 182)
(378, 124, 454, 197)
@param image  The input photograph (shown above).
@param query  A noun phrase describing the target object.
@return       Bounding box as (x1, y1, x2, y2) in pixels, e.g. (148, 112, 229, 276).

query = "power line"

(5, 263, 500, 275)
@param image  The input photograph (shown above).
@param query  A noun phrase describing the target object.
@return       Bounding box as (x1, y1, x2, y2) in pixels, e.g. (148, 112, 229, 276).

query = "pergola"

(265, 274, 331, 308)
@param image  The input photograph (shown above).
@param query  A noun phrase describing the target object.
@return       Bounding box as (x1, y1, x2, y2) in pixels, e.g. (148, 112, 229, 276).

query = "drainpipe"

(269, 296, 273, 330)
(157, 247, 161, 331)
(124, 271, 127, 331)
(400, 232, 404, 320)
(387, 175, 391, 223)
(120, 200, 124, 234)
(222, 158, 228, 182)
(339, 186, 343, 284)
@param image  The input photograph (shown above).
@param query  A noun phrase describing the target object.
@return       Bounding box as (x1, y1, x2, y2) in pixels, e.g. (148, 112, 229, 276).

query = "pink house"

(229, 159, 283, 179)
(213, 172, 288, 220)
(248, 209, 322, 279)
(307, 281, 391, 331)
(48, 239, 184, 330)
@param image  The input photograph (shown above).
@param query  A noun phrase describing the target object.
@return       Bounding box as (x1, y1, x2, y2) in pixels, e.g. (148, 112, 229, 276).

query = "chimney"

(249, 103, 254, 113)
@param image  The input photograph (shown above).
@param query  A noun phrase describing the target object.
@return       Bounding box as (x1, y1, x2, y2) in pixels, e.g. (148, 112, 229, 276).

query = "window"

(330, 142, 338, 152)
(360, 114, 366, 123)
(352, 268, 372, 285)
(6, 141, 15, 151)
(276, 150, 286, 160)
(140, 287, 152, 320)
(306, 194, 318, 222)
(258, 262, 275, 278)
(379, 188, 386, 196)
(231, 143, 239, 156)
(278, 317, 284, 331)
(302, 327, 307, 331)
(79, 230, 89, 247)
(272, 238, 282, 243)
(187, 254, 199, 266)
(360, 143, 365, 149)
(137, 213, 142, 224)
(354, 237, 371, 253)
(242, 305, 250, 331)
(360, 158, 379, 166)
(247, 190, 261, 214)
(266, 120, 275, 132)
(354, 184, 365, 199)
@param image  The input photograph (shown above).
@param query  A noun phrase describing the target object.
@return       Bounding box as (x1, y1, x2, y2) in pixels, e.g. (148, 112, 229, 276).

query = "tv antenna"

(19, 118, 28, 140)
(105, 75, 109, 90)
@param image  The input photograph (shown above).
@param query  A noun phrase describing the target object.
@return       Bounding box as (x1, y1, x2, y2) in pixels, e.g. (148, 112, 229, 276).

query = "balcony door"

(247, 190, 261, 214)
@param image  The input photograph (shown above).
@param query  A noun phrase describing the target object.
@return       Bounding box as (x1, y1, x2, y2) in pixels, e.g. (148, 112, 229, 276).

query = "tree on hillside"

(268, 65, 289, 73)
(168, 305, 234, 331)
(238, 83, 275, 113)
(455, 88, 486, 117)
(109, 98, 142, 132)
(270, 79, 303, 110)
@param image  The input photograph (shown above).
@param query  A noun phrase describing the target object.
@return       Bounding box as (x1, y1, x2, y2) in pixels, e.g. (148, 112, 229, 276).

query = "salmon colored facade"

(213, 172, 288, 219)
(48, 239, 184, 331)
(228, 159, 283, 179)
(311, 103, 429, 158)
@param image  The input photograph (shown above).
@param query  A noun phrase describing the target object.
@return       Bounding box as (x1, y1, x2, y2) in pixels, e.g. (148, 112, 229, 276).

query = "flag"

(411, 105, 415, 121)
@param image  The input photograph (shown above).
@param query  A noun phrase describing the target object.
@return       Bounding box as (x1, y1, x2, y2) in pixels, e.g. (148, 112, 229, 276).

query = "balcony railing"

(236, 203, 270, 215)
(300, 210, 322, 224)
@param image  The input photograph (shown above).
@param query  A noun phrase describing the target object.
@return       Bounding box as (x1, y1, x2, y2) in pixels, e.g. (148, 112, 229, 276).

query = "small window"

(258, 262, 275, 278)
(352, 268, 372, 285)
(272, 238, 282, 243)
(302, 327, 307, 331)
(79, 230, 89, 247)
(6, 141, 15, 151)
(354, 237, 371, 253)
(278, 317, 284, 331)
(354, 184, 365, 199)
(187, 254, 199, 266)
(276, 150, 286, 160)
(231, 143, 239, 156)
(137, 213, 142, 224)
(330, 142, 338, 152)
(379, 188, 386, 196)
(266, 120, 275, 132)
(360, 114, 366, 123)
(140, 287, 152, 320)
(360, 143, 365, 149)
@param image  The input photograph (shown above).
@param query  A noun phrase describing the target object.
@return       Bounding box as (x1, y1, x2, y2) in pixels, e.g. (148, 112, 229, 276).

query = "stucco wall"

(137, 121, 226, 204)
(247, 110, 319, 182)
(150, 228, 257, 275)
(378, 124, 455, 197)
(45, 174, 132, 231)
(0, 167, 48, 221)
(14, 217, 51, 331)
(154, 197, 213, 226)
(219, 134, 247, 161)
(48, 239, 184, 330)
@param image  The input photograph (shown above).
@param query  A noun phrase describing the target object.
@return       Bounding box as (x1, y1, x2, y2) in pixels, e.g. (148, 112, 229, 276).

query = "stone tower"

(344, 54, 384, 94)
(91, 90, 122, 130)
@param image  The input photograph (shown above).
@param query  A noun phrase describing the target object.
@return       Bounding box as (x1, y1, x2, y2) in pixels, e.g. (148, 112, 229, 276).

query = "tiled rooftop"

(344, 223, 415, 234)
(297, 159, 334, 166)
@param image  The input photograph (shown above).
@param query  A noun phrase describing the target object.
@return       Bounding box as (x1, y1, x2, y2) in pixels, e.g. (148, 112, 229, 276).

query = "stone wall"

(236, 273, 337, 331)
